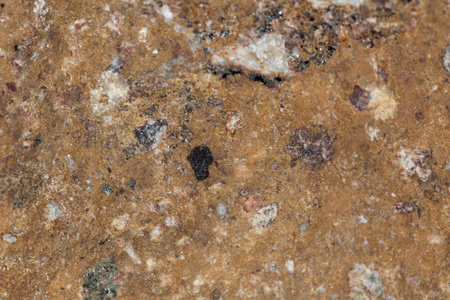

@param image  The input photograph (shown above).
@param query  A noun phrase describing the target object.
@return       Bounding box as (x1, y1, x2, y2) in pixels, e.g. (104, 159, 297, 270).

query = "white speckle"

(165, 216, 178, 227)
(161, 5, 174, 22)
(396, 148, 432, 181)
(291, 47, 300, 58)
(151, 121, 167, 149)
(2, 234, 17, 244)
(252, 203, 278, 229)
(106, 11, 123, 33)
(443, 44, 450, 74)
(214, 33, 291, 76)
(152, 49, 159, 54)
(299, 220, 311, 233)
(266, 263, 281, 274)
(146, 258, 156, 271)
(176, 236, 189, 246)
(285, 260, 294, 274)
(124, 243, 141, 264)
(316, 285, 327, 293)
(151, 226, 161, 240)
(308, 0, 366, 8)
(366, 126, 380, 141)
(193, 275, 204, 293)
(359, 215, 368, 224)
(45, 202, 62, 221)
(226, 112, 243, 134)
(138, 27, 148, 43)
(65, 155, 76, 172)
(90, 70, 129, 115)
(0, 48, 7, 58)
(366, 85, 397, 121)
(428, 235, 443, 244)
(217, 203, 227, 216)
(112, 214, 130, 231)
(105, 4, 110, 11)
(33, 0, 49, 20)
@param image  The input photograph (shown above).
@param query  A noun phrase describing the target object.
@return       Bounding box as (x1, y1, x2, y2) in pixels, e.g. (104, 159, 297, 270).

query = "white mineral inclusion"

(90, 70, 129, 115)
(124, 243, 142, 265)
(146, 258, 156, 271)
(217, 203, 227, 216)
(33, 0, 49, 20)
(2, 234, 17, 244)
(308, 0, 366, 8)
(252, 203, 278, 228)
(396, 148, 432, 181)
(45, 201, 63, 221)
(285, 260, 295, 274)
(112, 214, 130, 231)
(214, 33, 291, 76)
(161, 5, 174, 22)
(366, 85, 397, 121)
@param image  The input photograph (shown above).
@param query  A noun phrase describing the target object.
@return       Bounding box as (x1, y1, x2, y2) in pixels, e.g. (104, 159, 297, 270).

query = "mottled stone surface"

(0, 0, 449, 299)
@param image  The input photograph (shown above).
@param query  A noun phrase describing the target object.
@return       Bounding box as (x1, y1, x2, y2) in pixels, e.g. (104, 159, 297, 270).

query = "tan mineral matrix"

(0, 0, 449, 299)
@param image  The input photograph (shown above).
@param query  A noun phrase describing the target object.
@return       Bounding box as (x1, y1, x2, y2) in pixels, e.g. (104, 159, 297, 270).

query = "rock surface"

(0, 0, 449, 299)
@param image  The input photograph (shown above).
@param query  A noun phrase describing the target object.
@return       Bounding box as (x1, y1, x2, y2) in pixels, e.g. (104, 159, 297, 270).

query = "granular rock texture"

(0, 0, 449, 299)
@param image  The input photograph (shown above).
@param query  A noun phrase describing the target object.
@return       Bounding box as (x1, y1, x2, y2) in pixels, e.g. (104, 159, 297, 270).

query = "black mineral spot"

(144, 104, 159, 116)
(247, 72, 278, 88)
(134, 119, 168, 148)
(297, 60, 310, 72)
(220, 30, 229, 37)
(187, 146, 213, 181)
(127, 179, 136, 190)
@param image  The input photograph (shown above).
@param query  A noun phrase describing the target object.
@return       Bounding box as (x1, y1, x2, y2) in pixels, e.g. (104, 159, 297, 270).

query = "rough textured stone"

(0, 1, 448, 299)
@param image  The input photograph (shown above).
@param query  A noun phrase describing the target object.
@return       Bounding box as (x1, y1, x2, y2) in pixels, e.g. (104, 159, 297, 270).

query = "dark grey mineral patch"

(83, 258, 118, 300)
(134, 119, 168, 149)
(349, 85, 371, 111)
(187, 146, 214, 181)
(286, 125, 336, 167)
(106, 56, 124, 73)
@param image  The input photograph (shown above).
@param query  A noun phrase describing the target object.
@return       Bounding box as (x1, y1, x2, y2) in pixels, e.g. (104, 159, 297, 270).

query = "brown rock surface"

(0, 0, 449, 299)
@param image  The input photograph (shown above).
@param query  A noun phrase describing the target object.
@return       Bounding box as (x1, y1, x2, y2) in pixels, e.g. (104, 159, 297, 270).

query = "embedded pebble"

(252, 203, 278, 228)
